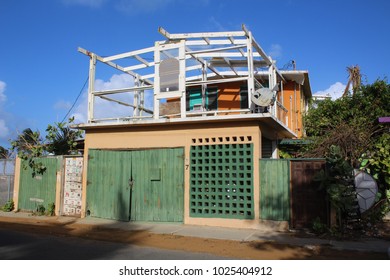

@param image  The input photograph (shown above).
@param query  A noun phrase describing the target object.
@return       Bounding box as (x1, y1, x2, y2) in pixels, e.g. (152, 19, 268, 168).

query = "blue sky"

(0, 0, 389, 149)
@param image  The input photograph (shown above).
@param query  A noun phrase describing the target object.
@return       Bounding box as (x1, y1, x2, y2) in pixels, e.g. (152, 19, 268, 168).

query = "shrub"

(2, 200, 14, 212)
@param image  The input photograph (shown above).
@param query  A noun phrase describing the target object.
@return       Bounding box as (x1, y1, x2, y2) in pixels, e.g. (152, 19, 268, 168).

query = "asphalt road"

(0, 228, 230, 260)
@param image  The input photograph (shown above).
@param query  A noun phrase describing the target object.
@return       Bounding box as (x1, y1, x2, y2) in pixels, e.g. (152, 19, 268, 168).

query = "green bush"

(2, 200, 14, 212)
(34, 204, 45, 216)
(312, 216, 328, 234)
(46, 202, 55, 216)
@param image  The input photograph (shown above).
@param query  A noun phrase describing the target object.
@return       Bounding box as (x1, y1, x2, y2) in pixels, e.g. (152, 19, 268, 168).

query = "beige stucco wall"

(81, 120, 287, 230)
(12, 157, 21, 211)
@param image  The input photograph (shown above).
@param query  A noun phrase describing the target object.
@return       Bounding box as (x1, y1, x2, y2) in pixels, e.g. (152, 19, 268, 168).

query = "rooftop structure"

(77, 25, 311, 139)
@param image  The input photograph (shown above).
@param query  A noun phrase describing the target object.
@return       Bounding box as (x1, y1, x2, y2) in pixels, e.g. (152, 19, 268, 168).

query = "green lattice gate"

(189, 143, 254, 219)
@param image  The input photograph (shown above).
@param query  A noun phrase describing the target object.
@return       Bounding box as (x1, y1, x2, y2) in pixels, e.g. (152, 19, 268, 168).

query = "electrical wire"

(61, 76, 89, 123)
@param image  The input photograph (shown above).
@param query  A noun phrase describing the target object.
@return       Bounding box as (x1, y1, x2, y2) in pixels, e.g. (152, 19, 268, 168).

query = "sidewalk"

(1, 211, 389, 254)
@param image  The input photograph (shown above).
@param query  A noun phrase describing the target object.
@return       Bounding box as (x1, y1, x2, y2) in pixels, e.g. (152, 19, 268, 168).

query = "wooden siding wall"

(217, 81, 244, 112)
(279, 81, 303, 137)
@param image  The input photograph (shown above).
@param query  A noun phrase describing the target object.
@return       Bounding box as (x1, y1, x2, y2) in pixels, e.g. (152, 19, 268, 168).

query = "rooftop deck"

(76, 26, 310, 138)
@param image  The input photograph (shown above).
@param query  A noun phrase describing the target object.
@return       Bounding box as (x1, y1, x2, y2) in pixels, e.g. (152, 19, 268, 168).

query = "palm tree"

(0, 146, 9, 159)
(12, 128, 43, 155)
(46, 126, 80, 155)
(342, 65, 361, 97)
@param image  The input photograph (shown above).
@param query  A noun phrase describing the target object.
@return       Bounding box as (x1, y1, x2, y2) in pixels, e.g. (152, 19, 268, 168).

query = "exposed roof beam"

(158, 26, 245, 40)
(123, 61, 155, 72)
(241, 25, 286, 82)
(185, 46, 223, 78)
(241, 24, 272, 65)
(78, 47, 154, 85)
(93, 85, 154, 96)
(186, 44, 247, 55)
(203, 37, 210, 45)
(210, 59, 268, 68)
(186, 76, 248, 86)
(102, 46, 155, 62)
(186, 39, 247, 46)
(99, 96, 153, 114)
(134, 55, 149, 66)
(223, 58, 238, 75)
(187, 52, 261, 58)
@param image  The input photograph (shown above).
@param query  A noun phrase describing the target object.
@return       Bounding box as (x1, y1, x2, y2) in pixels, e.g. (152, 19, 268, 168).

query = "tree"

(46, 118, 83, 155)
(11, 128, 43, 156)
(0, 146, 9, 159)
(11, 118, 83, 176)
(304, 79, 390, 168)
(304, 79, 390, 228)
(342, 65, 361, 97)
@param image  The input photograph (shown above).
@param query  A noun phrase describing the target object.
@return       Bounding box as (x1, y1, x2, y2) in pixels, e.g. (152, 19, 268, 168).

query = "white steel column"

(153, 41, 161, 120)
(269, 64, 277, 117)
(201, 63, 207, 112)
(133, 77, 139, 117)
(246, 31, 255, 109)
(178, 40, 186, 118)
(140, 81, 145, 116)
(87, 53, 96, 123)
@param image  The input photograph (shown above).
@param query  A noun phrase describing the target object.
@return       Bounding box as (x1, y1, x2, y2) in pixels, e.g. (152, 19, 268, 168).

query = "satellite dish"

(251, 84, 278, 107)
(354, 170, 378, 213)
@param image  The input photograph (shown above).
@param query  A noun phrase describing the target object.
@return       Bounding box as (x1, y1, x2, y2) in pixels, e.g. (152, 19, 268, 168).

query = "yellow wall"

(80, 121, 288, 230)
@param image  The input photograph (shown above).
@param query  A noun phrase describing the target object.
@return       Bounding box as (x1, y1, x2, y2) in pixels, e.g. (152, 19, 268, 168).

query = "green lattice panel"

(190, 143, 254, 219)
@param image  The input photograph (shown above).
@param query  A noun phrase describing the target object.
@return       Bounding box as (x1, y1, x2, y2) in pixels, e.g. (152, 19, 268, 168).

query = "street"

(0, 228, 229, 260)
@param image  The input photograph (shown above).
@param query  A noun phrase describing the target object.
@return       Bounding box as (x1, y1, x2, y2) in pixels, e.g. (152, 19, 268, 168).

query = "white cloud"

(0, 120, 10, 139)
(115, 0, 175, 14)
(54, 100, 72, 110)
(0, 81, 6, 102)
(314, 82, 347, 100)
(268, 44, 282, 59)
(71, 73, 153, 123)
(61, 0, 107, 8)
(0, 81, 10, 142)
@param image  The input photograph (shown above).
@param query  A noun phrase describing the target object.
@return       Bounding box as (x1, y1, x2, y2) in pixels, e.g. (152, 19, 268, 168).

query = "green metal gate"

(18, 156, 62, 211)
(259, 159, 290, 221)
(86, 148, 184, 222)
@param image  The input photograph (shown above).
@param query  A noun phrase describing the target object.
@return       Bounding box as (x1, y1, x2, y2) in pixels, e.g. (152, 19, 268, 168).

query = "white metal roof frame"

(78, 25, 288, 123)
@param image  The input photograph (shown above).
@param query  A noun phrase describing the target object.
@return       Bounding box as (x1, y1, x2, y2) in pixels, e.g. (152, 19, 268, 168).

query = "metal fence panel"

(0, 159, 15, 206)
(17, 157, 61, 211)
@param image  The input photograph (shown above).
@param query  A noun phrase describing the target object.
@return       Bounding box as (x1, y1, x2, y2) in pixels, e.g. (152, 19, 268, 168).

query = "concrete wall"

(80, 120, 284, 229)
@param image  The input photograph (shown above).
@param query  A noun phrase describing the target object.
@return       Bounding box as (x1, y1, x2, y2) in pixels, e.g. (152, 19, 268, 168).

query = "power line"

(61, 76, 89, 123)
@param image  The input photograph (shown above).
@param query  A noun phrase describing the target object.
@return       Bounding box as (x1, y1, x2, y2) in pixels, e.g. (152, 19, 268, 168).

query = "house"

(74, 26, 314, 229)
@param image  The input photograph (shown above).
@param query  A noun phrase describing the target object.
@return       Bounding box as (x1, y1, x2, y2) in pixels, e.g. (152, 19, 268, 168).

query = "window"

(186, 87, 218, 111)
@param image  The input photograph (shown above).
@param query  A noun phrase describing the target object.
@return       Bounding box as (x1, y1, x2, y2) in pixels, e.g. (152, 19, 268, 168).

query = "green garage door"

(86, 148, 184, 222)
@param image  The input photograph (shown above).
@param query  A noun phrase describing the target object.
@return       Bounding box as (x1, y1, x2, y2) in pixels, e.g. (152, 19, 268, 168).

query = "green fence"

(259, 159, 290, 221)
(18, 156, 62, 211)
